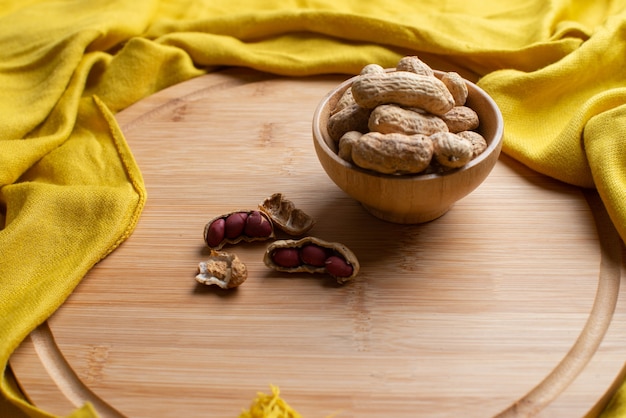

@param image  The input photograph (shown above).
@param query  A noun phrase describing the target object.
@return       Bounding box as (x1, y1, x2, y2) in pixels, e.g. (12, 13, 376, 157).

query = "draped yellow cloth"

(2, 1, 626, 417)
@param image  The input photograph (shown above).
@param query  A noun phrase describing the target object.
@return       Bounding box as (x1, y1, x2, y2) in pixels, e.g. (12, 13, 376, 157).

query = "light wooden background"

(10, 69, 626, 418)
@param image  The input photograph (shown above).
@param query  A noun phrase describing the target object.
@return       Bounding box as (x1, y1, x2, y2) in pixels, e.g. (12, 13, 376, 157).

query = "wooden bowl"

(312, 70, 504, 224)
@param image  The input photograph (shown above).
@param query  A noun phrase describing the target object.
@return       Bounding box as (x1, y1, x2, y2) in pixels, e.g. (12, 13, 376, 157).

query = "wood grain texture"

(10, 69, 626, 418)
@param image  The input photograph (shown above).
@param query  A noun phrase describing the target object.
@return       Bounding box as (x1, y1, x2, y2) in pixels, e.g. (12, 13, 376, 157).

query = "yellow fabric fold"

(476, 12, 626, 242)
(1, 61, 148, 417)
(2, 1, 626, 417)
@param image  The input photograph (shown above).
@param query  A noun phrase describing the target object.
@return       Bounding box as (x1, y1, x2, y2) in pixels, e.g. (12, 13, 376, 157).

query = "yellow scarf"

(2, 1, 626, 416)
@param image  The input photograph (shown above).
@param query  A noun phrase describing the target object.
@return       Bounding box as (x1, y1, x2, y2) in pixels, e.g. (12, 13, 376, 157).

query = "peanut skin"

(325, 256, 354, 278)
(205, 218, 225, 248)
(224, 212, 248, 239)
(300, 244, 329, 267)
(272, 248, 301, 268)
(351, 71, 455, 115)
(244, 211, 273, 237)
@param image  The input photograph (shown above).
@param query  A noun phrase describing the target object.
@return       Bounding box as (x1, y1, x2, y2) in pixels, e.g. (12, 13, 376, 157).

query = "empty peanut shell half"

(196, 250, 248, 289)
(263, 237, 360, 284)
(259, 193, 315, 236)
(204, 209, 275, 250)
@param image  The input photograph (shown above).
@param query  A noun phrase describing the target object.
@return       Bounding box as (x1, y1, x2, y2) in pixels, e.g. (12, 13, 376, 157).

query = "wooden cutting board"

(10, 68, 626, 418)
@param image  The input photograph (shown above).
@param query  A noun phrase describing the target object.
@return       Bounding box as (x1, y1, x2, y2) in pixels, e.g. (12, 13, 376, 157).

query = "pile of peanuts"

(327, 56, 488, 175)
(197, 194, 359, 288)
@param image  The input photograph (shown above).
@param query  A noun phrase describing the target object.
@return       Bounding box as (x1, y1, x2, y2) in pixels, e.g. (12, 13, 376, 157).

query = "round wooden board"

(10, 68, 626, 418)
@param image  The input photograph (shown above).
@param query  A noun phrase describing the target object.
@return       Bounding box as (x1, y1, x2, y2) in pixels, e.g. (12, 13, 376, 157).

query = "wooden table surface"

(10, 68, 626, 418)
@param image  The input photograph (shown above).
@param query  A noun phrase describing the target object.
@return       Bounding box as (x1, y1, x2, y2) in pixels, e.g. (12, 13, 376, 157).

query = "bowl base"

(362, 204, 452, 224)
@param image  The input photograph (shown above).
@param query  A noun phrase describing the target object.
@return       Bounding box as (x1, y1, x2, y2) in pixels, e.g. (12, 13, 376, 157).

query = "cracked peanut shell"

(204, 209, 275, 250)
(196, 250, 248, 289)
(259, 193, 315, 236)
(263, 237, 360, 284)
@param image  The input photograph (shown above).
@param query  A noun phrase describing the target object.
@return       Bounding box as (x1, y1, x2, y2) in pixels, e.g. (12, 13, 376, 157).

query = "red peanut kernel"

(205, 218, 225, 248)
(300, 244, 329, 267)
(244, 211, 272, 237)
(272, 248, 301, 268)
(325, 255, 353, 278)
(224, 212, 248, 239)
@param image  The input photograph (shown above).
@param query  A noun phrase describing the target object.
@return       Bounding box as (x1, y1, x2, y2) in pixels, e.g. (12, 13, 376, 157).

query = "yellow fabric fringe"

(240, 386, 303, 418)
(2, 1, 626, 417)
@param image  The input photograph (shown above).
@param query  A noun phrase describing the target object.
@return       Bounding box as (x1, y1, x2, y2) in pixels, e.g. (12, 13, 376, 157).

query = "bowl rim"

(312, 69, 504, 181)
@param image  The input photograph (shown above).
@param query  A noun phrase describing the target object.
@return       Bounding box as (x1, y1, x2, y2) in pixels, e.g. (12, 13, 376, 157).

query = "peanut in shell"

(431, 131, 474, 168)
(351, 131, 434, 175)
(440, 106, 479, 133)
(264, 237, 360, 284)
(369, 104, 448, 136)
(351, 71, 455, 115)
